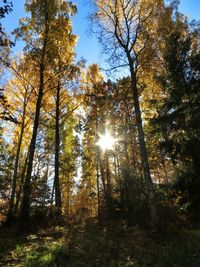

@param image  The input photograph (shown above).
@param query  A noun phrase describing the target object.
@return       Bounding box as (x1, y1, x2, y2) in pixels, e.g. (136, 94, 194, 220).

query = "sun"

(96, 129, 116, 151)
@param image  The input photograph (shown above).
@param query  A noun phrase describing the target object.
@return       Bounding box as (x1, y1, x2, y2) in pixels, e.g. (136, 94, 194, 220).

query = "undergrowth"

(1, 220, 200, 266)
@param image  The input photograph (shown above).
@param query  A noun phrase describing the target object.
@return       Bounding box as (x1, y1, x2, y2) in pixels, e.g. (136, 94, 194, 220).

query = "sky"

(2, 0, 200, 66)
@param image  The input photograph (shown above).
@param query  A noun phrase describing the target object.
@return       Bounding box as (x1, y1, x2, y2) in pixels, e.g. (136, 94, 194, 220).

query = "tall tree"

(48, 9, 77, 215)
(155, 20, 200, 219)
(16, 0, 77, 226)
(91, 0, 164, 225)
(5, 57, 35, 223)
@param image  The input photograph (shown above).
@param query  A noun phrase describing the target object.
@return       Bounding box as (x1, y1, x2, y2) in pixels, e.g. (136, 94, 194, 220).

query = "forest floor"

(1, 218, 200, 267)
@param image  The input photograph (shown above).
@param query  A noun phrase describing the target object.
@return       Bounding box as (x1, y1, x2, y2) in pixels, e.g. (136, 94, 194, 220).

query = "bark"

(14, 154, 28, 215)
(128, 58, 158, 226)
(116, 156, 123, 202)
(95, 107, 101, 223)
(50, 181, 55, 215)
(20, 79, 44, 225)
(66, 174, 70, 222)
(6, 102, 26, 223)
(105, 152, 112, 216)
(99, 158, 107, 201)
(124, 98, 137, 171)
(96, 158, 101, 222)
(105, 152, 111, 199)
(54, 81, 62, 216)
(124, 106, 130, 165)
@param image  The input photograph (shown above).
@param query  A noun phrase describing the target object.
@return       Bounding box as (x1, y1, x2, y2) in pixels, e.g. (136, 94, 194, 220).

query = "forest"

(0, 0, 200, 266)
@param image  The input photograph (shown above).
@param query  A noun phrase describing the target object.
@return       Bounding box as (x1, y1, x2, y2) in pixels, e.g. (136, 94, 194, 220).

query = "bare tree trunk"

(124, 107, 130, 165)
(105, 152, 112, 216)
(129, 64, 158, 226)
(99, 158, 107, 203)
(54, 81, 62, 216)
(50, 181, 55, 215)
(66, 174, 70, 222)
(14, 154, 28, 215)
(20, 81, 44, 226)
(95, 107, 101, 223)
(6, 103, 26, 224)
(96, 158, 101, 222)
(124, 98, 137, 172)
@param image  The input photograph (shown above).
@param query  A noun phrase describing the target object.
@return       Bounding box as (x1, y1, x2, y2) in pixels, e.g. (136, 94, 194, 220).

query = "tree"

(155, 19, 200, 220)
(49, 14, 77, 216)
(91, 0, 163, 225)
(16, 0, 77, 226)
(5, 57, 35, 223)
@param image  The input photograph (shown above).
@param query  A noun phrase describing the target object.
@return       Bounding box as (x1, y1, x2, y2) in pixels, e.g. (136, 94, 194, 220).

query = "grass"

(1, 220, 200, 266)
(19, 243, 69, 267)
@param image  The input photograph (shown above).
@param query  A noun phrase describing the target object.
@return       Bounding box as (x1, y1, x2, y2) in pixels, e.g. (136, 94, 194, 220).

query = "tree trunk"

(95, 107, 101, 223)
(54, 81, 62, 216)
(14, 153, 28, 215)
(66, 174, 70, 222)
(50, 181, 55, 216)
(129, 64, 158, 226)
(124, 98, 137, 172)
(105, 152, 112, 216)
(96, 158, 101, 222)
(124, 107, 130, 165)
(6, 103, 26, 224)
(19, 3, 50, 227)
(20, 80, 44, 226)
(20, 31, 48, 227)
(99, 158, 107, 204)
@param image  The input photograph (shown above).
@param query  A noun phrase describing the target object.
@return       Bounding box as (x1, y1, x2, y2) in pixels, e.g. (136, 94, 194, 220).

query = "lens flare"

(96, 129, 116, 151)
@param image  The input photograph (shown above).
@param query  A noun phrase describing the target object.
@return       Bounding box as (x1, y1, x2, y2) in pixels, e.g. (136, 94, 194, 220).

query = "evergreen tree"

(155, 21, 200, 220)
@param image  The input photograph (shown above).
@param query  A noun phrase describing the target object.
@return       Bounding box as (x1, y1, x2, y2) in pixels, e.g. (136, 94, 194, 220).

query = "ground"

(1, 218, 200, 266)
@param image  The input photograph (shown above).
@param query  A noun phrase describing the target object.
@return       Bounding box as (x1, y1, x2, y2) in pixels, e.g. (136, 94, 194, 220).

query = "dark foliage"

(155, 29, 200, 221)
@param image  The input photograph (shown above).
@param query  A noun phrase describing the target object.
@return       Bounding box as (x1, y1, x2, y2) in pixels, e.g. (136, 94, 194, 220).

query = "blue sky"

(2, 0, 200, 65)
(179, 0, 200, 20)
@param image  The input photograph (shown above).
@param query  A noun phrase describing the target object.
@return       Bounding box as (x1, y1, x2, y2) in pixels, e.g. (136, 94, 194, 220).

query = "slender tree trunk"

(96, 159, 101, 222)
(95, 107, 101, 223)
(43, 155, 50, 208)
(124, 108, 130, 165)
(20, 81, 44, 226)
(105, 152, 112, 216)
(20, 18, 49, 226)
(99, 158, 107, 203)
(50, 181, 55, 215)
(66, 174, 70, 222)
(99, 160, 105, 192)
(14, 153, 28, 215)
(54, 81, 62, 216)
(116, 156, 123, 201)
(99, 154, 111, 219)
(6, 104, 26, 223)
(124, 98, 137, 171)
(129, 61, 158, 226)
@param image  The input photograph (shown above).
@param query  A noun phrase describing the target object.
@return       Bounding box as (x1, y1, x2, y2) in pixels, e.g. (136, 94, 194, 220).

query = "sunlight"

(96, 129, 117, 151)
